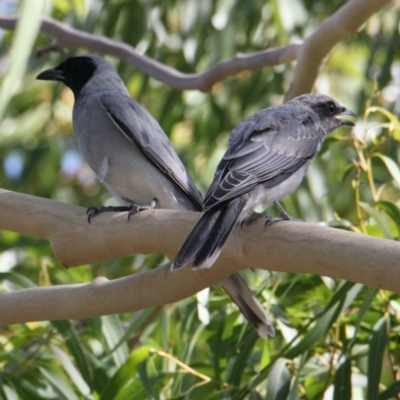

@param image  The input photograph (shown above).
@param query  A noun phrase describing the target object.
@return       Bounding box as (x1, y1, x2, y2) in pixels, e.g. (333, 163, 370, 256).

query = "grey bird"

(36, 54, 274, 338)
(172, 94, 355, 271)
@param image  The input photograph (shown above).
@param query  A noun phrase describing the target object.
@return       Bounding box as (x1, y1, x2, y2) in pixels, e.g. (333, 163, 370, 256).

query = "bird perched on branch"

(172, 94, 355, 271)
(36, 54, 275, 338)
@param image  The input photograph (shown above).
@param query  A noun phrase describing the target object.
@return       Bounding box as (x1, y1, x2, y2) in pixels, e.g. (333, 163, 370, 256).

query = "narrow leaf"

(367, 316, 388, 400)
(101, 315, 129, 369)
(359, 202, 393, 239)
(333, 356, 351, 400)
(99, 346, 152, 400)
(266, 358, 291, 400)
(0, 0, 46, 120)
(52, 320, 94, 389)
(375, 201, 400, 237)
(373, 153, 400, 188)
(348, 288, 378, 349)
(378, 380, 400, 400)
(50, 344, 92, 398)
(38, 366, 78, 400)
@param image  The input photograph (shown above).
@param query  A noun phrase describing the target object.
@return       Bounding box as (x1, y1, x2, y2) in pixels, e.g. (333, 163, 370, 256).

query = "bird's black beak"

(338, 107, 356, 126)
(36, 68, 64, 81)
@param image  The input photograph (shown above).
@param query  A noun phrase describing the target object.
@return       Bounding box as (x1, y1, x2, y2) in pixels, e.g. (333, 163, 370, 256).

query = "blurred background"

(0, 0, 399, 399)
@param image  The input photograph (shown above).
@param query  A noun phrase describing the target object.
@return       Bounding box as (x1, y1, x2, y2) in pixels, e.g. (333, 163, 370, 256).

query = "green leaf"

(99, 346, 152, 400)
(101, 315, 129, 368)
(287, 368, 300, 400)
(50, 344, 92, 398)
(227, 333, 258, 386)
(342, 283, 364, 311)
(339, 163, 356, 184)
(285, 282, 352, 359)
(347, 287, 379, 349)
(266, 358, 291, 400)
(52, 320, 95, 390)
(0, 272, 36, 289)
(114, 379, 146, 400)
(8, 378, 45, 400)
(359, 202, 393, 239)
(138, 360, 158, 400)
(378, 380, 400, 400)
(372, 153, 400, 188)
(333, 356, 351, 400)
(39, 366, 79, 400)
(367, 316, 388, 400)
(367, 107, 400, 139)
(0, 0, 46, 121)
(285, 302, 341, 359)
(375, 201, 400, 237)
(2, 384, 18, 400)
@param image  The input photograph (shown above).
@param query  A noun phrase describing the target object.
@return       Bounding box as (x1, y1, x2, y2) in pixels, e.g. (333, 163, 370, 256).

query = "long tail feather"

(193, 198, 245, 270)
(219, 274, 275, 338)
(171, 207, 222, 271)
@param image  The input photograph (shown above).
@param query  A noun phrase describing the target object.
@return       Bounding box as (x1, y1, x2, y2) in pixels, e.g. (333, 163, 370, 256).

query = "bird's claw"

(86, 198, 159, 223)
(240, 211, 268, 229)
(87, 207, 102, 223)
(127, 197, 159, 221)
(264, 216, 287, 228)
(273, 201, 302, 222)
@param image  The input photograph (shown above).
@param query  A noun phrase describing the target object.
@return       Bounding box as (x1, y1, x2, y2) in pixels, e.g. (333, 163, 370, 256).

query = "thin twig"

(0, 0, 391, 95)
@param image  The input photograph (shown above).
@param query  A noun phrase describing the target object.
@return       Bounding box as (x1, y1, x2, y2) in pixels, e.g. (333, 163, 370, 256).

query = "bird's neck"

(79, 75, 130, 98)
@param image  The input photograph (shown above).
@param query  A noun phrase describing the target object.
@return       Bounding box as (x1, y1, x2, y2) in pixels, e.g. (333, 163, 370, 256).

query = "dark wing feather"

(99, 93, 203, 210)
(204, 105, 323, 209)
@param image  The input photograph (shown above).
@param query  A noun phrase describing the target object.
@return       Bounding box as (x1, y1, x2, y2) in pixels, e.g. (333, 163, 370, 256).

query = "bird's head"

(36, 54, 112, 98)
(290, 93, 356, 133)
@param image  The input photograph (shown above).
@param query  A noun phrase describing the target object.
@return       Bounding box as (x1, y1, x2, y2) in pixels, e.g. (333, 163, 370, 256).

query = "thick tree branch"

(0, 0, 390, 94)
(1, 188, 399, 327)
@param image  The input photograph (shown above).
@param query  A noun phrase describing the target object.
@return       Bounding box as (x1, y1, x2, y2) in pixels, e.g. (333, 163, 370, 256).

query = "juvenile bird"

(37, 54, 274, 338)
(172, 94, 355, 271)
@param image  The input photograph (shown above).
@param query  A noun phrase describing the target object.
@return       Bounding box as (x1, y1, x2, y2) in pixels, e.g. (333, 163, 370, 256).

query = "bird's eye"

(328, 103, 335, 114)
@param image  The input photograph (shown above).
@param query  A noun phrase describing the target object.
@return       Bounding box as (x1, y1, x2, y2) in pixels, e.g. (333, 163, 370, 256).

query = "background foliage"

(0, 0, 400, 399)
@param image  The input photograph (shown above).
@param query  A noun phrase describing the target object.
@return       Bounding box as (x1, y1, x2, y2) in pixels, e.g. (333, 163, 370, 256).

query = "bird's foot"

(87, 205, 131, 223)
(87, 198, 158, 223)
(127, 198, 158, 221)
(241, 211, 273, 229)
(273, 201, 302, 223)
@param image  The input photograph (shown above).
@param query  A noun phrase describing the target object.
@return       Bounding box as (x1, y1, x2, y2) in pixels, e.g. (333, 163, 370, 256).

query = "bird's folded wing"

(204, 108, 323, 208)
(99, 93, 203, 209)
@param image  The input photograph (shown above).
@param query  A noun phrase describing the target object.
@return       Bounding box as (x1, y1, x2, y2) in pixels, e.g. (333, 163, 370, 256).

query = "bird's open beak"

(338, 108, 356, 126)
(36, 68, 64, 81)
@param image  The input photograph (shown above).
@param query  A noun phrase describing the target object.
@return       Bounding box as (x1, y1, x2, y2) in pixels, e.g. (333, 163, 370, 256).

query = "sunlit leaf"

(0, 271, 36, 289)
(359, 202, 393, 239)
(266, 358, 291, 400)
(39, 366, 79, 400)
(372, 153, 400, 188)
(50, 344, 92, 398)
(101, 314, 129, 368)
(375, 200, 400, 237)
(366, 107, 400, 138)
(0, 0, 46, 121)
